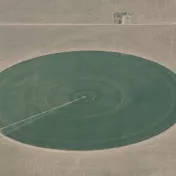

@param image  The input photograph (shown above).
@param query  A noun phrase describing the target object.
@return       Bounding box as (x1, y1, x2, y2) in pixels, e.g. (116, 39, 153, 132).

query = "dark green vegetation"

(0, 51, 176, 150)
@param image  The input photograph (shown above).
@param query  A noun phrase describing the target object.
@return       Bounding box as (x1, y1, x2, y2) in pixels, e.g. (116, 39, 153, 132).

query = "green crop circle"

(0, 51, 176, 150)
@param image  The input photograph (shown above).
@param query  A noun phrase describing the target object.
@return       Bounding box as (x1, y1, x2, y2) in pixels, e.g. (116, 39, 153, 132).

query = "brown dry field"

(1, 1, 176, 176)
(0, 0, 176, 24)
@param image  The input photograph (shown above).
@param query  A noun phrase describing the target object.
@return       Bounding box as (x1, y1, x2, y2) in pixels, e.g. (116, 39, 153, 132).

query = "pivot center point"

(70, 89, 98, 104)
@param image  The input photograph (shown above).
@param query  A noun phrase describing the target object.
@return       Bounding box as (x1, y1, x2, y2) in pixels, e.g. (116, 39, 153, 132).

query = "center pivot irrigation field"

(0, 51, 176, 151)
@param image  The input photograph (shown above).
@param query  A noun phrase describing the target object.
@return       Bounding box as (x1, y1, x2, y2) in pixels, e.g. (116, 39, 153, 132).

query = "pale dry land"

(0, 25, 176, 176)
(0, 0, 176, 24)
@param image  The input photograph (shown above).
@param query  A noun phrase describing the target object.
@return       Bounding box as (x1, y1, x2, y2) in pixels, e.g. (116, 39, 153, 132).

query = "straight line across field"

(0, 23, 176, 26)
